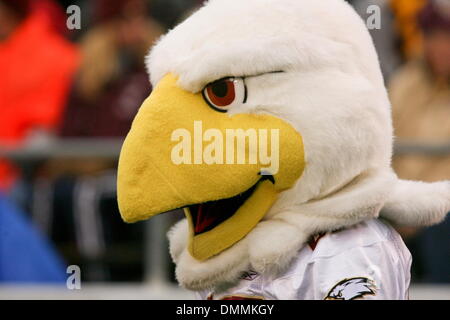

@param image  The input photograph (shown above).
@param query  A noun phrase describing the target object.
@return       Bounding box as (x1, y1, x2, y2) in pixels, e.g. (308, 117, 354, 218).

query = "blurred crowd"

(0, 0, 448, 285)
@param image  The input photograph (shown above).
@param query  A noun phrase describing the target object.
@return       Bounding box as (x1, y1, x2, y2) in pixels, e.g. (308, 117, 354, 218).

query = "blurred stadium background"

(0, 0, 449, 299)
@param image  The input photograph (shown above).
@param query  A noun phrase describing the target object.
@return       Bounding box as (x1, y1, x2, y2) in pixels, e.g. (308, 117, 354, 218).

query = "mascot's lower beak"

(117, 73, 305, 260)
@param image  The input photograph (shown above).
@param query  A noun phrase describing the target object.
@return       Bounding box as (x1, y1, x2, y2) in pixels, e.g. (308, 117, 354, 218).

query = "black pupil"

(211, 81, 228, 98)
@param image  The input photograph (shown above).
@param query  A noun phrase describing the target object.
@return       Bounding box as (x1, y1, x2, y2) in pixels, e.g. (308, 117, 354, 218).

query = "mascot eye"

(202, 77, 247, 112)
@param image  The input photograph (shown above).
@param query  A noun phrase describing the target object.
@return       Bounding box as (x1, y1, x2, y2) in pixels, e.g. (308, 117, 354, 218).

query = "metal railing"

(1, 139, 449, 160)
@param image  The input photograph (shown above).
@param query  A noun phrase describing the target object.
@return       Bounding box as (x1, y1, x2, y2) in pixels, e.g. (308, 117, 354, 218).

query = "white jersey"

(197, 219, 412, 300)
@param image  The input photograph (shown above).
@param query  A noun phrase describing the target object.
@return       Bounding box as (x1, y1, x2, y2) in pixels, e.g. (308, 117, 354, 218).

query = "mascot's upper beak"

(117, 73, 305, 260)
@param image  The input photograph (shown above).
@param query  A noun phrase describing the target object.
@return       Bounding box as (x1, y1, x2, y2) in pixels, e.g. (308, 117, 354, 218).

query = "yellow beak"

(117, 74, 305, 260)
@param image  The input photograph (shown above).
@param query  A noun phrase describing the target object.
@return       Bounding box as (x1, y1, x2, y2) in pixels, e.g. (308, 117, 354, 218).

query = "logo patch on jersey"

(325, 277, 376, 300)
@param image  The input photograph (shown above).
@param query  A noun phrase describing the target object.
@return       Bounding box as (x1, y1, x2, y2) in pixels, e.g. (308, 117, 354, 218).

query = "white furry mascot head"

(117, 0, 450, 290)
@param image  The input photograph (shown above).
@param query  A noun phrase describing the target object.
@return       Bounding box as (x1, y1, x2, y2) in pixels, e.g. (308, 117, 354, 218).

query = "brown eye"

(202, 78, 246, 112)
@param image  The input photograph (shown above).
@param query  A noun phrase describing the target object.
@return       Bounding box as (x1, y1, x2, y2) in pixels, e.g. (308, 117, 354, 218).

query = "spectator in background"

(389, 0, 450, 283)
(389, 0, 427, 59)
(0, 0, 80, 191)
(37, 1, 164, 282)
(390, 0, 450, 182)
(0, 193, 67, 283)
(60, 0, 163, 138)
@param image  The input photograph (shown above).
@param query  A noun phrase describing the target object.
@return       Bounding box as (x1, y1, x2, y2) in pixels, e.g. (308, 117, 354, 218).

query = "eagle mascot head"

(117, 0, 450, 290)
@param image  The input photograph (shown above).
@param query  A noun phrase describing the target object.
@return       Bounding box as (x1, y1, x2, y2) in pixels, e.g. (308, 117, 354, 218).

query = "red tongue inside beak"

(188, 175, 274, 235)
(189, 190, 253, 235)
(194, 204, 217, 234)
(189, 194, 247, 235)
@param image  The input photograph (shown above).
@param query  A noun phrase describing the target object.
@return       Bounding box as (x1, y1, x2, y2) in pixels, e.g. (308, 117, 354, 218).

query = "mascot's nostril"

(259, 172, 275, 184)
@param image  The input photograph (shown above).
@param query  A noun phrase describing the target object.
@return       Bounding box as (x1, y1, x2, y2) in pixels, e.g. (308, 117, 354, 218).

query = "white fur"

(148, 0, 386, 93)
(169, 220, 250, 290)
(381, 177, 450, 227)
(167, 219, 189, 264)
(150, 0, 450, 290)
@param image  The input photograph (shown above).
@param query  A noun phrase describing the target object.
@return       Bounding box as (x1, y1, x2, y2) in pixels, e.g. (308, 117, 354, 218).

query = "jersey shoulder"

(311, 218, 408, 260)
